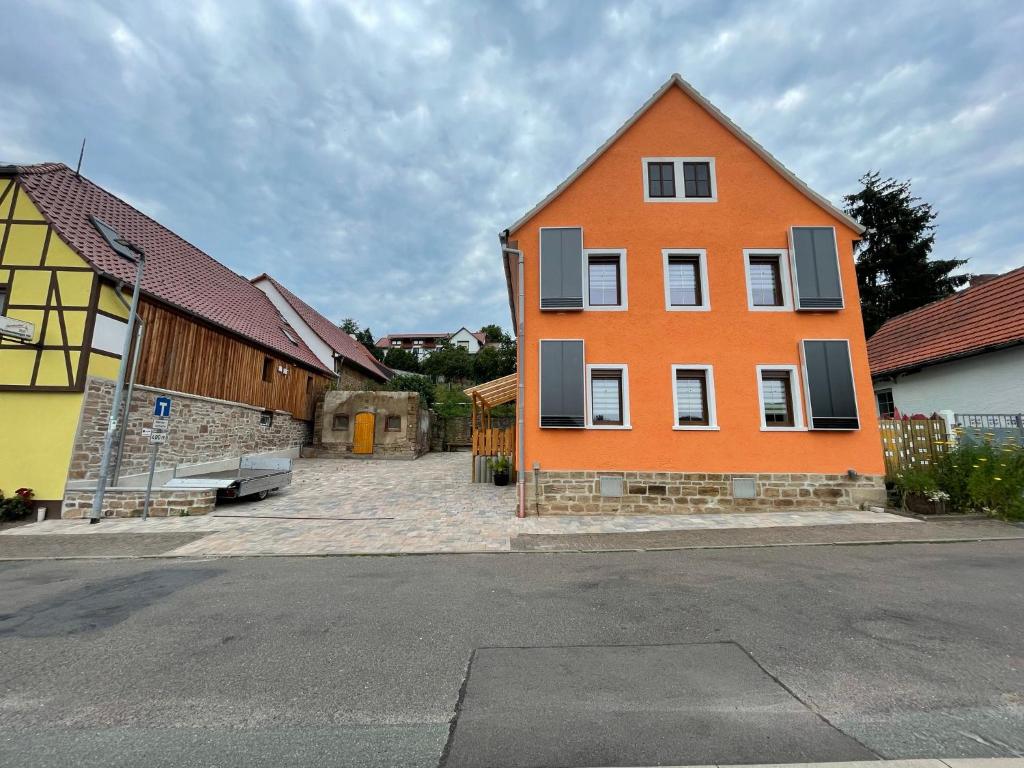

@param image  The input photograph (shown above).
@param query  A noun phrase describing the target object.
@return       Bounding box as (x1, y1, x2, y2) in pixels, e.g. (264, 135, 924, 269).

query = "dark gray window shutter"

(803, 340, 859, 429)
(540, 227, 583, 310)
(791, 227, 842, 310)
(540, 340, 585, 427)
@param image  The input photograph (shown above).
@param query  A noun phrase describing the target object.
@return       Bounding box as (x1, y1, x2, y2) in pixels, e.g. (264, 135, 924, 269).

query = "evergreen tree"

(338, 317, 360, 334)
(844, 172, 968, 336)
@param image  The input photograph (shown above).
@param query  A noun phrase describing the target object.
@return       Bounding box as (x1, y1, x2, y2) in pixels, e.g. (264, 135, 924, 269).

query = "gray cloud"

(3, 0, 1021, 335)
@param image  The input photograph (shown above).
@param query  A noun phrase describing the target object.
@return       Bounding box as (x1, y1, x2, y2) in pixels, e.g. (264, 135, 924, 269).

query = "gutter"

(501, 229, 526, 519)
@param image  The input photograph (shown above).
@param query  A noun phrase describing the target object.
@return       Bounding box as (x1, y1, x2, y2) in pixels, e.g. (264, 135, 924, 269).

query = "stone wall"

(309, 390, 429, 459)
(70, 377, 311, 481)
(338, 362, 382, 391)
(62, 487, 216, 519)
(524, 470, 887, 515)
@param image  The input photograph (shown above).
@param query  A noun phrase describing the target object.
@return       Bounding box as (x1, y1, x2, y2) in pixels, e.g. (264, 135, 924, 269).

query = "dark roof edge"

(871, 338, 1024, 379)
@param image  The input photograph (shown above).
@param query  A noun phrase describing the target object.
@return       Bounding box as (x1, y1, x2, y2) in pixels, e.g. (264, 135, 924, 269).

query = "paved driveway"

(213, 452, 515, 522)
(3, 453, 920, 556)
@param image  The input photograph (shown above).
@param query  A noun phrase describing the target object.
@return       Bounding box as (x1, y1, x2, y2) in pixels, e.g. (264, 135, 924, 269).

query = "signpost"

(141, 396, 172, 520)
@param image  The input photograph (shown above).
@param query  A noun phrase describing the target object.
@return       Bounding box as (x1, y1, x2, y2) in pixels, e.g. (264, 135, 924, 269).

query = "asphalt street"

(1, 540, 1022, 767)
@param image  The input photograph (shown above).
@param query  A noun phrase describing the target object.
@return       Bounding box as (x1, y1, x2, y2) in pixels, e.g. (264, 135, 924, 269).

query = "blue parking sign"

(154, 396, 172, 418)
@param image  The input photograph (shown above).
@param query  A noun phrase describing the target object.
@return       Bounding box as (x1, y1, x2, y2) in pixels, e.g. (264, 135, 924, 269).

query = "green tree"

(472, 340, 516, 383)
(383, 347, 421, 373)
(422, 343, 473, 383)
(844, 172, 968, 336)
(354, 326, 382, 360)
(385, 373, 435, 407)
(339, 317, 360, 334)
(478, 323, 509, 344)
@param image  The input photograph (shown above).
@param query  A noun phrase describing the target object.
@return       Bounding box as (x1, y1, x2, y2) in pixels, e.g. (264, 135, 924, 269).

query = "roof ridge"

(873, 265, 1024, 334)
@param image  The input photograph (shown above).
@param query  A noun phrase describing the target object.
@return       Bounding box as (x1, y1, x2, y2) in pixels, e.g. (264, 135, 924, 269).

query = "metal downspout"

(502, 242, 526, 519)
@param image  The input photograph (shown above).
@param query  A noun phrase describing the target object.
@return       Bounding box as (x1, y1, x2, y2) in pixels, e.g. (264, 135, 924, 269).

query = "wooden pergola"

(464, 373, 517, 482)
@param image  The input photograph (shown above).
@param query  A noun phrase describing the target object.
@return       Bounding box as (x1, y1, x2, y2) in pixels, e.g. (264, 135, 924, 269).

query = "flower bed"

(892, 438, 1024, 520)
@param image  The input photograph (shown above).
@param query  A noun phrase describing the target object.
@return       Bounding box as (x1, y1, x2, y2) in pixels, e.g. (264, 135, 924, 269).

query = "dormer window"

(643, 158, 717, 202)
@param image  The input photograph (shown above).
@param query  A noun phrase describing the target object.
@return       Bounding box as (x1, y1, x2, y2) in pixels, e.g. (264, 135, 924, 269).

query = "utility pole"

(88, 238, 145, 523)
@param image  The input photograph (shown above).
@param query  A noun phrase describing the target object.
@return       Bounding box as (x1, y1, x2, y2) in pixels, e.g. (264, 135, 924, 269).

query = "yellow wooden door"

(353, 412, 375, 454)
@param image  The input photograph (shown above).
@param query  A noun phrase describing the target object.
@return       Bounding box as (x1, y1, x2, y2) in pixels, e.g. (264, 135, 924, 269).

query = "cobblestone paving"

(1, 453, 916, 556)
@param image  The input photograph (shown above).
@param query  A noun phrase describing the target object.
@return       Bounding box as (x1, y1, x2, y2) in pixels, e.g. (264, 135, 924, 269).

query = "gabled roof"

(7, 162, 332, 374)
(376, 329, 487, 348)
(503, 73, 864, 236)
(251, 274, 391, 381)
(869, 267, 1024, 377)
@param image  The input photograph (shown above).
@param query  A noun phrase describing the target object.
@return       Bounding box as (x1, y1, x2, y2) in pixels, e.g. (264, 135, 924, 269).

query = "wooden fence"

(879, 417, 950, 477)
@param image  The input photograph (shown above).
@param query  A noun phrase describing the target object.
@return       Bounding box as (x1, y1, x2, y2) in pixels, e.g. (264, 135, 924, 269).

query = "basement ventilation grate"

(599, 476, 623, 498)
(732, 477, 757, 499)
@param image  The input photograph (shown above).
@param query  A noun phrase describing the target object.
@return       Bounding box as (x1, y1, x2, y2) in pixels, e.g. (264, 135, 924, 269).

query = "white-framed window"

(663, 249, 710, 311)
(584, 248, 627, 310)
(671, 364, 718, 430)
(755, 365, 806, 431)
(743, 249, 792, 311)
(642, 157, 718, 203)
(586, 364, 630, 429)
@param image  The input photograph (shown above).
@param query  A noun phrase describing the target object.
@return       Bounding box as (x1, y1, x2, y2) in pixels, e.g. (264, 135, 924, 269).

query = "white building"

(868, 268, 1024, 418)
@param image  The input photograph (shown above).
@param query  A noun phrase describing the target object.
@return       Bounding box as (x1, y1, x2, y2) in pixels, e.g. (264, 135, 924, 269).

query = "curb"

(1, 534, 1023, 561)
(590, 760, 1024, 768)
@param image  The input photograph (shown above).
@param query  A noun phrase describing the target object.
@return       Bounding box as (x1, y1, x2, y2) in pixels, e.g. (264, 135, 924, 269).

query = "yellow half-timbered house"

(0, 163, 355, 516)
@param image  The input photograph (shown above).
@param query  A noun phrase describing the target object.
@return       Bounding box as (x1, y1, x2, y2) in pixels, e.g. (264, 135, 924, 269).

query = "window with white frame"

(756, 365, 804, 430)
(744, 249, 792, 310)
(672, 365, 717, 429)
(587, 365, 629, 428)
(663, 250, 709, 310)
(643, 158, 717, 202)
(585, 250, 626, 309)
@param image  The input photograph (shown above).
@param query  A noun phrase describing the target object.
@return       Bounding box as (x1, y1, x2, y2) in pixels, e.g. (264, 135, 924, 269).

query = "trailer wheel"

(255, 490, 269, 501)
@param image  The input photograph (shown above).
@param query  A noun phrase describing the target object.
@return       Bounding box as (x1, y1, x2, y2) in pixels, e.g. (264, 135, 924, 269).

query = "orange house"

(500, 74, 886, 516)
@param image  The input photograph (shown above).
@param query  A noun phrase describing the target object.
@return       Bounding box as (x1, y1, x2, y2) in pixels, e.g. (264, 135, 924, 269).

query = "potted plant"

(489, 455, 511, 487)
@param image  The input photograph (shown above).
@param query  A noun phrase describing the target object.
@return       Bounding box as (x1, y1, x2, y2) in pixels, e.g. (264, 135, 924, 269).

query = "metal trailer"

(164, 455, 292, 501)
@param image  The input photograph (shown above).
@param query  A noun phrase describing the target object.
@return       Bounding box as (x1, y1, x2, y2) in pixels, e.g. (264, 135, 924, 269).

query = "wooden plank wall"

(879, 417, 949, 478)
(134, 300, 330, 420)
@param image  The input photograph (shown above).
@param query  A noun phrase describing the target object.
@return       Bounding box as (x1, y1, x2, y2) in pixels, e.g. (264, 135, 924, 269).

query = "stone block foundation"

(62, 488, 217, 519)
(524, 470, 887, 515)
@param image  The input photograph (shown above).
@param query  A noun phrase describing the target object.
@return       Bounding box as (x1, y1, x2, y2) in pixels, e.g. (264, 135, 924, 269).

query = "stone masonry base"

(525, 470, 887, 515)
(62, 488, 217, 519)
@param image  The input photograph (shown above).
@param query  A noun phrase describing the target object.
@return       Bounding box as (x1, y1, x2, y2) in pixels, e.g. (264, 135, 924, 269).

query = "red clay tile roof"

(11, 163, 331, 374)
(868, 266, 1024, 376)
(252, 274, 392, 381)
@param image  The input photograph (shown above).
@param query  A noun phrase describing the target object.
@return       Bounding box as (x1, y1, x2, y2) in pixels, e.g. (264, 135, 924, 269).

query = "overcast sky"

(3, 1, 1021, 335)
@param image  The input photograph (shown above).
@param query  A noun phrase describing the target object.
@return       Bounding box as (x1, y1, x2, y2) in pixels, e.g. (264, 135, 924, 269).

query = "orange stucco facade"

(509, 83, 884, 478)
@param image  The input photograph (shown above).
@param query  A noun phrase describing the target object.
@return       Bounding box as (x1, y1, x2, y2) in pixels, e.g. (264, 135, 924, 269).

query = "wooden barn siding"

(133, 300, 330, 420)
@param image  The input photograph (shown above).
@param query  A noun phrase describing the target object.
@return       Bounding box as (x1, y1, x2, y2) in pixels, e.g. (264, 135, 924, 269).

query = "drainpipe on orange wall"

(501, 233, 526, 518)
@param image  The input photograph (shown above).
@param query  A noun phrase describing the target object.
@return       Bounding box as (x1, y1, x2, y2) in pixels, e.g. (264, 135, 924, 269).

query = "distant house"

(868, 268, 1024, 417)
(376, 327, 487, 360)
(252, 274, 392, 388)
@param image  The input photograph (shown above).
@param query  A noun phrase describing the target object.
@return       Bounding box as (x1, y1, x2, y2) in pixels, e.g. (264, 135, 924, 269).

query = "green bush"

(385, 373, 436, 408)
(0, 487, 34, 522)
(933, 440, 1024, 519)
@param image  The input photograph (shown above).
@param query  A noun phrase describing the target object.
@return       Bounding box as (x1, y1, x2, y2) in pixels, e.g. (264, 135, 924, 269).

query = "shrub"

(0, 487, 34, 522)
(892, 465, 940, 497)
(385, 373, 436, 408)
(933, 440, 1024, 519)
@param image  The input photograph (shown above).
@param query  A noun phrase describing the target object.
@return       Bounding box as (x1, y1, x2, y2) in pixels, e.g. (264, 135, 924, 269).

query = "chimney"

(969, 273, 998, 288)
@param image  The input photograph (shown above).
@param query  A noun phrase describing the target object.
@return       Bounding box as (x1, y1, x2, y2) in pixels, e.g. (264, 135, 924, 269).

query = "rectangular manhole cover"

(442, 642, 874, 768)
